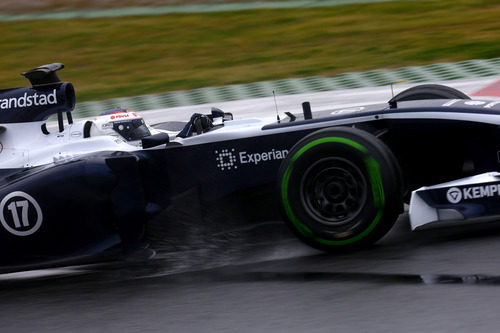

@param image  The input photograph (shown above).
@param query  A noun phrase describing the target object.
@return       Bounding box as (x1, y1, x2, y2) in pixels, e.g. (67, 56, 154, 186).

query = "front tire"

(277, 127, 403, 252)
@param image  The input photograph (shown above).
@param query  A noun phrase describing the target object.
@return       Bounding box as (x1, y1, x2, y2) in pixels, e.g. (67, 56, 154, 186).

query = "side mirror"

(141, 132, 170, 149)
(211, 107, 233, 121)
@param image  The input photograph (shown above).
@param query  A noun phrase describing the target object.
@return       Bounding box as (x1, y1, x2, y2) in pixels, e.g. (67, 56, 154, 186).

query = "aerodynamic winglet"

(21, 63, 64, 86)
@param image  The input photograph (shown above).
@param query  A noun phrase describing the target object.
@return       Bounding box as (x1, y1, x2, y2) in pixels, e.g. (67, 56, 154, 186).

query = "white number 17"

(7, 200, 30, 228)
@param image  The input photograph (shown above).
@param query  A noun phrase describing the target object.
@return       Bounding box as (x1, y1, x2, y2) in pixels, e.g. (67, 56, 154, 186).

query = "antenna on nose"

(273, 90, 280, 123)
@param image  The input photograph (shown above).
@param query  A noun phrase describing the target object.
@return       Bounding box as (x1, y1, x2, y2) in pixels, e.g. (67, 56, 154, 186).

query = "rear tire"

(277, 127, 403, 252)
(389, 84, 470, 103)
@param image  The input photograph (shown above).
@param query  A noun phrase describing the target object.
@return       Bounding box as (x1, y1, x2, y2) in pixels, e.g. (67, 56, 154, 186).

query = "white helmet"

(88, 108, 151, 142)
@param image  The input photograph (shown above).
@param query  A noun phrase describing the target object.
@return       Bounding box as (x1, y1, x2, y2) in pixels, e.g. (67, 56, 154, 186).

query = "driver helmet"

(90, 108, 152, 142)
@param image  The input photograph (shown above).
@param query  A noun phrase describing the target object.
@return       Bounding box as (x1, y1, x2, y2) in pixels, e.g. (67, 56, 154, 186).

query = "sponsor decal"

(215, 148, 238, 170)
(464, 100, 486, 106)
(0, 89, 57, 110)
(446, 184, 500, 204)
(485, 101, 500, 109)
(442, 99, 459, 107)
(215, 148, 289, 171)
(239, 149, 288, 165)
(331, 106, 365, 115)
(0, 191, 43, 236)
(110, 112, 139, 120)
(446, 187, 462, 204)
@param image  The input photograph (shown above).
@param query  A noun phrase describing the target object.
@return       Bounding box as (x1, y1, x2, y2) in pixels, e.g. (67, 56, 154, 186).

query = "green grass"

(0, 0, 499, 102)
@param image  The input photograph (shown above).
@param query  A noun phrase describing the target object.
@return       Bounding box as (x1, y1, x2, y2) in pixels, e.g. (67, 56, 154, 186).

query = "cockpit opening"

(112, 118, 151, 141)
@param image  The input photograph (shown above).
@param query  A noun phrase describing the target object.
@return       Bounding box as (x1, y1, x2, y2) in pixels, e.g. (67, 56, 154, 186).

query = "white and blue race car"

(1, 63, 500, 269)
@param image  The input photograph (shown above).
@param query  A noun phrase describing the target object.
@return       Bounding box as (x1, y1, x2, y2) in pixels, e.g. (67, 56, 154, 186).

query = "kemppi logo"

(446, 184, 500, 204)
(446, 187, 462, 204)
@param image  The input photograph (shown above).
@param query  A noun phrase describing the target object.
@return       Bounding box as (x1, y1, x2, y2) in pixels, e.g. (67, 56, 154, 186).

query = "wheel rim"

(300, 157, 367, 227)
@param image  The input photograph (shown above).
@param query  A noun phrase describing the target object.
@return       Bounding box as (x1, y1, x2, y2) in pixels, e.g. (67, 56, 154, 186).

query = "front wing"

(409, 172, 500, 230)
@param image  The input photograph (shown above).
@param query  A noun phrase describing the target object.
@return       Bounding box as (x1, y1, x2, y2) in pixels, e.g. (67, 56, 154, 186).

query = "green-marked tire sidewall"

(278, 127, 402, 251)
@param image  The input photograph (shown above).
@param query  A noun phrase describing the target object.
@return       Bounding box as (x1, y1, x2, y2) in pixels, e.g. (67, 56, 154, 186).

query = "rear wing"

(0, 63, 75, 132)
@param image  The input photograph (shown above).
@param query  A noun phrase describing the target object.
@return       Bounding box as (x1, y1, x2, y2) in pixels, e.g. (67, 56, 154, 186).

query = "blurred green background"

(0, 0, 499, 102)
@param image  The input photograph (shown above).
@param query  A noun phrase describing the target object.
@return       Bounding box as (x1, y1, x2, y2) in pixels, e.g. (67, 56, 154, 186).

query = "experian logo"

(215, 148, 288, 171)
(0, 89, 58, 110)
(239, 149, 288, 165)
(446, 184, 500, 204)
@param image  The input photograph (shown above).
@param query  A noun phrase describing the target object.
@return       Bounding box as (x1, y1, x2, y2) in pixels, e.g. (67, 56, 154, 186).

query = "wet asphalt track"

(5, 216, 500, 332)
(3, 78, 500, 332)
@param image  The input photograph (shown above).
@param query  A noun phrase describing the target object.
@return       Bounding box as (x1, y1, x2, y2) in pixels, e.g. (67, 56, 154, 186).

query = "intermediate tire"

(277, 127, 403, 252)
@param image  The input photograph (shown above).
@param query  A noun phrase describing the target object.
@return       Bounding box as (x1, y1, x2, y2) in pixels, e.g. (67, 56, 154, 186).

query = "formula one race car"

(1, 63, 500, 269)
